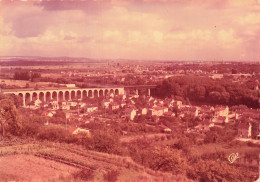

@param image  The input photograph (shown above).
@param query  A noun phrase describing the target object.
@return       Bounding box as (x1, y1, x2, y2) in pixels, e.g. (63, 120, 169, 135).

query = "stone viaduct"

(2, 87, 124, 106)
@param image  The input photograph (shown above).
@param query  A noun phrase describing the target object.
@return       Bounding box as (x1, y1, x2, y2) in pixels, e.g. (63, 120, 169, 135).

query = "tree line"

(14, 71, 41, 81)
(154, 76, 259, 108)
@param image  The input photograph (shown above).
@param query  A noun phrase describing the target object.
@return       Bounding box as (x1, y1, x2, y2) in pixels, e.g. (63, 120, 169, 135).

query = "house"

(102, 99, 110, 109)
(120, 101, 126, 108)
(110, 102, 120, 110)
(149, 106, 163, 116)
(34, 99, 42, 107)
(131, 100, 136, 104)
(148, 106, 169, 116)
(195, 119, 214, 132)
(67, 101, 78, 109)
(125, 108, 136, 120)
(173, 100, 182, 109)
(43, 111, 56, 117)
(215, 106, 229, 117)
(109, 92, 114, 98)
(58, 100, 70, 110)
(212, 116, 229, 123)
(68, 127, 91, 137)
(133, 94, 139, 98)
(85, 104, 98, 112)
(40, 101, 49, 108)
(156, 99, 164, 105)
(141, 108, 148, 115)
(210, 74, 224, 79)
(117, 94, 126, 100)
(200, 105, 214, 114)
(147, 100, 156, 108)
(148, 97, 154, 102)
(164, 98, 175, 107)
(60, 84, 76, 88)
(238, 122, 252, 138)
(79, 102, 86, 108)
(179, 106, 198, 117)
(162, 107, 168, 113)
(242, 111, 260, 120)
(49, 100, 59, 110)
(164, 111, 175, 117)
(159, 124, 172, 133)
(202, 119, 215, 128)
(65, 112, 71, 119)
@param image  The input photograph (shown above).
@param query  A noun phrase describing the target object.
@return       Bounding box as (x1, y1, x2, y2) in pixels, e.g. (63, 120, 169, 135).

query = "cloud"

(1, 4, 53, 38)
(237, 13, 260, 25)
(36, 1, 111, 15)
(0, 0, 259, 61)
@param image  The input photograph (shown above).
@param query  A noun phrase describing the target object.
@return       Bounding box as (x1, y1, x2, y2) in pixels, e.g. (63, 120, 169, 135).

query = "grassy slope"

(0, 141, 193, 182)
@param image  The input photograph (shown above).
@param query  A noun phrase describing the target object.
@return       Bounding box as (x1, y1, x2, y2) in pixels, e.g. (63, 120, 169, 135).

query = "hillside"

(0, 140, 193, 182)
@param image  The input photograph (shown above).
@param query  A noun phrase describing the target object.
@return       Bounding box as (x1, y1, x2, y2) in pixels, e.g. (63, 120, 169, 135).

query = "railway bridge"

(1, 85, 157, 106)
(2, 87, 124, 106)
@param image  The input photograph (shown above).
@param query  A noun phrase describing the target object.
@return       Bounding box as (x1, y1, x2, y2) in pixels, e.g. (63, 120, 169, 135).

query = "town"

(2, 83, 259, 142)
(1, 59, 259, 143)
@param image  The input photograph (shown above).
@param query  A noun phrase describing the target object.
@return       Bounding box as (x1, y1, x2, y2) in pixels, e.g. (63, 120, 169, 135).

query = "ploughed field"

(0, 141, 185, 182)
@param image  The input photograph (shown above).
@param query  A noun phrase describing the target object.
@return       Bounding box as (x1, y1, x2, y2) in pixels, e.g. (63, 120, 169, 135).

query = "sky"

(0, 0, 260, 61)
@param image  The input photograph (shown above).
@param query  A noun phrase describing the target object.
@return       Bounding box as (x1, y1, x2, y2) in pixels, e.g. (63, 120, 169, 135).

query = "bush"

(103, 169, 120, 182)
(187, 159, 249, 182)
(92, 130, 125, 155)
(149, 147, 188, 175)
(73, 169, 94, 181)
(21, 122, 40, 137)
(36, 126, 71, 142)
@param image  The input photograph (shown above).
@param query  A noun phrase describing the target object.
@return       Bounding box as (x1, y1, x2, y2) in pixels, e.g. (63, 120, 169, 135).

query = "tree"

(0, 99, 21, 139)
(7, 94, 23, 108)
(31, 72, 41, 82)
(103, 170, 120, 182)
(92, 130, 123, 154)
(51, 110, 66, 124)
(188, 159, 248, 182)
(150, 147, 188, 175)
(14, 71, 30, 80)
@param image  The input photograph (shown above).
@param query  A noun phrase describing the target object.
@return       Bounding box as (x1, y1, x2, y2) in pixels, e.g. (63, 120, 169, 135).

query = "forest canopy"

(154, 76, 259, 108)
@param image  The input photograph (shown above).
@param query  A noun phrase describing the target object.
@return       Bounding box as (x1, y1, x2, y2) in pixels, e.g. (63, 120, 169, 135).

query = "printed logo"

(228, 153, 239, 163)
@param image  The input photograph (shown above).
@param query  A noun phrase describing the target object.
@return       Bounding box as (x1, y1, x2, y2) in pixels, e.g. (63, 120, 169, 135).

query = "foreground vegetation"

(0, 94, 259, 181)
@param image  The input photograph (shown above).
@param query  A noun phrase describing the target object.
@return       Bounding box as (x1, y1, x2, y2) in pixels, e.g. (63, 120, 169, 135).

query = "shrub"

(92, 130, 124, 155)
(36, 126, 70, 142)
(21, 122, 40, 137)
(103, 169, 120, 182)
(73, 169, 94, 181)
